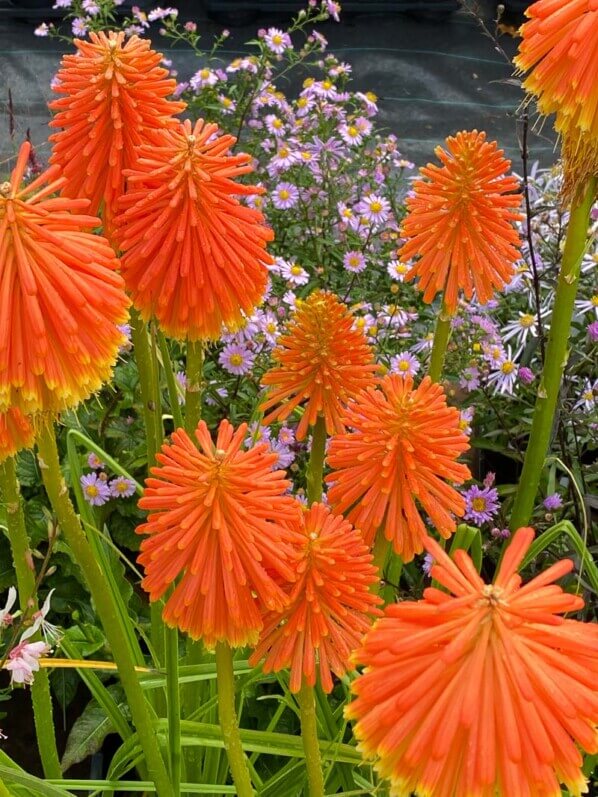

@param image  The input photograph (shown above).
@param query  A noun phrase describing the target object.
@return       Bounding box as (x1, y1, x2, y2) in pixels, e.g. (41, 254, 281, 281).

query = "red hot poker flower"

(137, 420, 302, 648)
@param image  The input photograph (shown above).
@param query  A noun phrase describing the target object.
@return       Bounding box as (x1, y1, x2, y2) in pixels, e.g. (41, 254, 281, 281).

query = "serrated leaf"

(61, 685, 127, 773)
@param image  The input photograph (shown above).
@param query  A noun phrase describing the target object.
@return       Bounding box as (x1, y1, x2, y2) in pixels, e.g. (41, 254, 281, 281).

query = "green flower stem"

(165, 615, 181, 795)
(185, 340, 204, 435)
(130, 311, 165, 677)
(36, 422, 174, 797)
(0, 457, 62, 780)
(428, 301, 453, 383)
(130, 309, 159, 467)
(296, 682, 325, 797)
(157, 330, 184, 431)
(306, 415, 327, 505)
(510, 177, 596, 530)
(215, 642, 255, 797)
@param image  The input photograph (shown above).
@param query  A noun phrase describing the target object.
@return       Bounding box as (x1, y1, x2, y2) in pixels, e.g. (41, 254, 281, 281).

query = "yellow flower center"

(591, 295, 598, 307)
(583, 390, 594, 401)
(273, 118, 283, 129)
(342, 208, 353, 218)
(459, 419, 469, 430)
(356, 318, 366, 328)
(348, 126, 358, 137)
(290, 265, 303, 276)
(278, 189, 289, 200)
(230, 354, 243, 367)
(366, 91, 378, 102)
(200, 69, 210, 79)
(322, 80, 333, 90)
(85, 485, 99, 498)
(501, 361, 515, 374)
(519, 314, 535, 328)
(472, 342, 481, 352)
(272, 34, 283, 45)
(367, 326, 378, 336)
(303, 77, 315, 88)
(301, 151, 312, 161)
(397, 263, 408, 274)
(278, 147, 289, 158)
(221, 97, 232, 107)
(397, 359, 410, 372)
(370, 201, 383, 213)
(266, 322, 277, 333)
(472, 497, 487, 512)
(297, 97, 307, 108)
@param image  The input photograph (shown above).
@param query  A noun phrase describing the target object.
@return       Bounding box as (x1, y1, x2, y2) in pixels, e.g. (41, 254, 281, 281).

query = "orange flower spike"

(49, 31, 185, 233)
(0, 142, 130, 415)
(261, 291, 379, 440)
(515, 0, 598, 198)
(399, 130, 523, 313)
(326, 374, 471, 561)
(137, 419, 303, 648)
(250, 503, 382, 693)
(0, 409, 35, 463)
(114, 118, 273, 341)
(347, 527, 598, 797)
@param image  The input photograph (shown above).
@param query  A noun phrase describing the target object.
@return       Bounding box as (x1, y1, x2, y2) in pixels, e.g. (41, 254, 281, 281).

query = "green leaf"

(61, 685, 127, 773)
(62, 623, 106, 658)
(0, 765, 77, 796)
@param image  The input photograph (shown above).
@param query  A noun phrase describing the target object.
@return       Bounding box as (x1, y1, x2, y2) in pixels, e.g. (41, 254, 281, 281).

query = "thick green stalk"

(296, 682, 325, 797)
(185, 341, 204, 435)
(36, 422, 174, 797)
(157, 330, 184, 430)
(305, 415, 327, 505)
(215, 642, 254, 797)
(428, 301, 453, 383)
(130, 309, 159, 467)
(131, 312, 165, 676)
(0, 778, 11, 797)
(510, 178, 596, 530)
(165, 619, 181, 795)
(0, 457, 62, 780)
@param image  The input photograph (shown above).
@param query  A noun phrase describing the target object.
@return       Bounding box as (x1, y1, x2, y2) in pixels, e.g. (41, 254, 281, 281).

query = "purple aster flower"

(278, 425, 295, 446)
(87, 452, 105, 470)
(219, 343, 255, 375)
(339, 123, 363, 146)
(459, 366, 480, 392)
(265, 114, 286, 137)
(422, 553, 434, 577)
(459, 407, 474, 436)
(148, 7, 178, 21)
(80, 473, 111, 507)
(71, 17, 88, 36)
(280, 260, 309, 286)
(342, 251, 366, 273)
(326, 1, 341, 21)
(190, 68, 218, 91)
(518, 366, 535, 384)
(390, 351, 419, 377)
(483, 472, 496, 488)
(264, 27, 291, 54)
(270, 440, 295, 469)
(543, 493, 563, 511)
(588, 320, 598, 342)
(357, 194, 390, 225)
(272, 182, 299, 210)
(386, 260, 411, 282)
(246, 422, 272, 447)
(82, 0, 100, 15)
(463, 484, 500, 525)
(109, 476, 136, 499)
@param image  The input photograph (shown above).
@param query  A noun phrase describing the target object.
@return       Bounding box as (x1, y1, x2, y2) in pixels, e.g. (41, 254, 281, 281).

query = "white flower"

(0, 587, 17, 627)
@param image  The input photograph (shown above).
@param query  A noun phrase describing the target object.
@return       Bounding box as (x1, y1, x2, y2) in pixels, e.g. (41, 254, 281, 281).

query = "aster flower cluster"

(80, 451, 136, 506)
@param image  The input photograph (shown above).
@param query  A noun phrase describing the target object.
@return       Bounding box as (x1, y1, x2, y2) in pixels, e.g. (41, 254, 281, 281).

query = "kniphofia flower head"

(114, 118, 273, 341)
(249, 502, 382, 693)
(399, 131, 523, 313)
(137, 420, 302, 648)
(326, 375, 471, 561)
(49, 31, 184, 233)
(515, 0, 598, 201)
(261, 291, 379, 440)
(347, 527, 598, 797)
(0, 409, 35, 464)
(0, 142, 130, 415)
